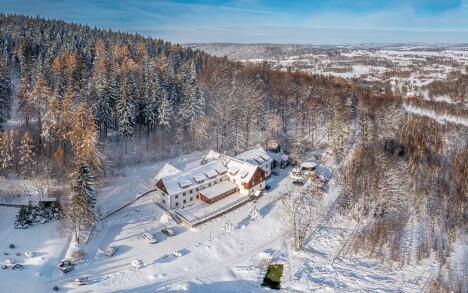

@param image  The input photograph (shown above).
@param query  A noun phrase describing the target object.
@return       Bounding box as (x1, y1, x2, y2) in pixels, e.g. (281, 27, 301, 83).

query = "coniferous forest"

(0, 14, 467, 291)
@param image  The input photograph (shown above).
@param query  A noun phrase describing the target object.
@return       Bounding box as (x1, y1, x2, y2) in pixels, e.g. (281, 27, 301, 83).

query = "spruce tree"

(18, 132, 34, 178)
(0, 131, 13, 173)
(0, 59, 12, 129)
(17, 72, 32, 126)
(64, 161, 96, 244)
(158, 89, 172, 131)
(116, 73, 135, 153)
(72, 161, 96, 208)
(249, 205, 261, 221)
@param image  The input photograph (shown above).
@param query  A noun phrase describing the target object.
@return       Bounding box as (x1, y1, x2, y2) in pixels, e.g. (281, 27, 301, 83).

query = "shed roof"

(199, 181, 238, 200)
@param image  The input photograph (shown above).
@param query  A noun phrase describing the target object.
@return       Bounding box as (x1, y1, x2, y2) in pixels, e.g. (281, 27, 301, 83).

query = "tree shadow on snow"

(153, 248, 191, 264)
(114, 279, 304, 293)
(236, 216, 251, 229)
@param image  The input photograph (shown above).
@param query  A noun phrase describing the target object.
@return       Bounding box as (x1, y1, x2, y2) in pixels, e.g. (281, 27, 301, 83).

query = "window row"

(175, 195, 199, 207)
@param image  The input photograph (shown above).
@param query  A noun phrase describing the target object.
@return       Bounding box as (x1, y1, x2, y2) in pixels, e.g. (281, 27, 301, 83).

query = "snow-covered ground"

(403, 104, 468, 127)
(0, 152, 441, 292)
(0, 206, 70, 292)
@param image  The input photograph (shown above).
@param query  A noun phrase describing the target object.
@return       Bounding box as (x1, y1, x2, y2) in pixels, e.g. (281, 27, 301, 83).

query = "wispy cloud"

(0, 0, 467, 43)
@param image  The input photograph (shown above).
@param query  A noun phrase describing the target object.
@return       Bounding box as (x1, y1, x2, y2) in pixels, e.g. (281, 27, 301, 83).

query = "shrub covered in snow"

(249, 206, 261, 221)
(223, 220, 234, 234)
(71, 250, 86, 262)
(14, 202, 61, 229)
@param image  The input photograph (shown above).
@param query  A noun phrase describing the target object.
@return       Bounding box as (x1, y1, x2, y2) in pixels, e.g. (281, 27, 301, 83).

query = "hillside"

(0, 15, 466, 292)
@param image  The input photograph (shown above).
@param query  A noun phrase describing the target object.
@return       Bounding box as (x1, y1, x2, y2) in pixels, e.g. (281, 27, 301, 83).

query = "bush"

(71, 250, 86, 262)
(14, 202, 61, 229)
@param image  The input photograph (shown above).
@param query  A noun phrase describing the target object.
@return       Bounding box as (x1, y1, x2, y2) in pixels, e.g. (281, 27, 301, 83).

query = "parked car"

(104, 246, 118, 257)
(271, 170, 279, 176)
(74, 277, 89, 286)
(162, 228, 175, 237)
(5, 258, 14, 265)
(143, 233, 157, 244)
(12, 264, 23, 271)
(57, 259, 74, 273)
(265, 185, 271, 190)
(292, 180, 304, 186)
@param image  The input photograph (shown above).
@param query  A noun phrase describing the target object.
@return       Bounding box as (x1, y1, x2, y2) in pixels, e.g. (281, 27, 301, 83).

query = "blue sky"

(1, 0, 468, 43)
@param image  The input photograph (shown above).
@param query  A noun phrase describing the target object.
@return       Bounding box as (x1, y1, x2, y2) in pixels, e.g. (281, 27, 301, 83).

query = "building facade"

(155, 150, 267, 210)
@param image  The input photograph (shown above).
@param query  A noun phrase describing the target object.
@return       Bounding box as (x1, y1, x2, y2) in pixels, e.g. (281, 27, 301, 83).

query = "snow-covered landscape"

(1, 151, 447, 292)
(1, 2, 468, 293)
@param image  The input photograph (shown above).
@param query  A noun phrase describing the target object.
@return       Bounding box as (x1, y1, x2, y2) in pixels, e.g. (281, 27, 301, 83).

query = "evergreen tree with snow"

(41, 90, 61, 149)
(249, 205, 261, 221)
(142, 61, 160, 131)
(0, 130, 13, 173)
(0, 58, 12, 129)
(116, 73, 135, 153)
(17, 72, 32, 126)
(72, 161, 96, 208)
(18, 132, 34, 178)
(158, 89, 172, 131)
(223, 220, 235, 235)
(63, 161, 96, 244)
(29, 73, 51, 133)
(14, 205, 31, 229)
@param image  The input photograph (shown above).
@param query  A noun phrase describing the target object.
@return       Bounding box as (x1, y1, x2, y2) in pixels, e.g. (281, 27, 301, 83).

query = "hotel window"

(176, 202, 179, 207)
(183, 199, 186, 204)
(162, 192, 165, 197)
(162, 199, 165, 204)
(196, 195, 199, 199)
(183, 192, 186, 196)
(175, 195, 178, 199)
(190, 190, 193, 194)
(196, 187, 199, 191)
(190, 197, 193, 201)
(209, 183, 212, 186)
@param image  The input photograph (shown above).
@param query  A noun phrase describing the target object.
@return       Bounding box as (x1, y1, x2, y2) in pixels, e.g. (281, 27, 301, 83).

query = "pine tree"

(18, 132, 34, 178)
(142, 61, 159, 133)
(72, 161, 96, 208)
(158, 89, 172, 131)
(0, 59, 12, 129)
(223, 220, 234, 234)
(116, 74, 135, 152)
(41, 90, 61, 151)
(0, 130, 13, 173)
(63, 161, 96, 244)
(29, 73, 51, 136)
(249, 205, 261, 221)
(14, 205, 31, 229)
(17, 72, 32, 126)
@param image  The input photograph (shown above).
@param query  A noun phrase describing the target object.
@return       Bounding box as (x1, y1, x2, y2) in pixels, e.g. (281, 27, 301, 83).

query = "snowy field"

(1, 152, 439, 292)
